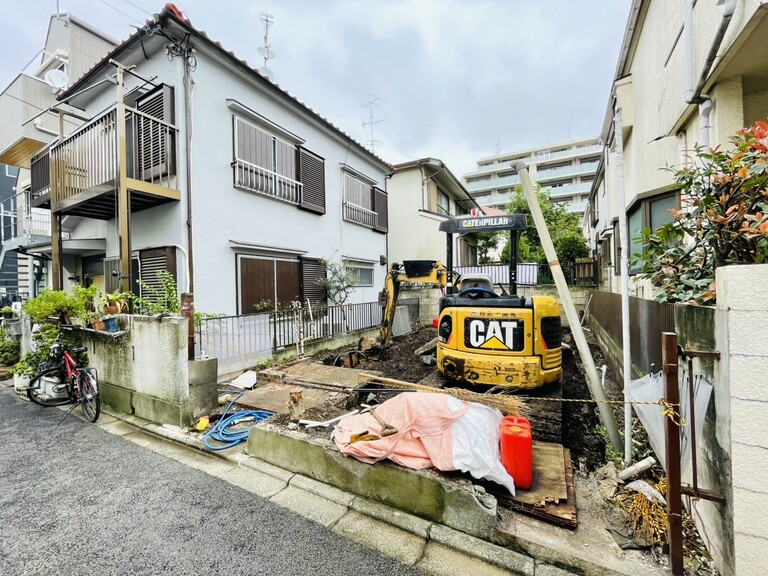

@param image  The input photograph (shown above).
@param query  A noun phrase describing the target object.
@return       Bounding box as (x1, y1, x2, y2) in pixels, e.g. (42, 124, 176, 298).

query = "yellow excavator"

(375, 214, 562, 390)
(437, 214, 562, 389)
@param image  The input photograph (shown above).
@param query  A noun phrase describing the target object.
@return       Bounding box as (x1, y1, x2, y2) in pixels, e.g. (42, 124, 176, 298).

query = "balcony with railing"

(233, 159, 302, 204)
(537, 162, 599, 183)
(343, 202, 378, 228)
(30, 103, 181, 219)
(0, 191, 63, 255)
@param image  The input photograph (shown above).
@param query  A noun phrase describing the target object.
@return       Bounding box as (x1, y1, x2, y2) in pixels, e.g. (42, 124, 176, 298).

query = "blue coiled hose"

(203, 391, 273, 451)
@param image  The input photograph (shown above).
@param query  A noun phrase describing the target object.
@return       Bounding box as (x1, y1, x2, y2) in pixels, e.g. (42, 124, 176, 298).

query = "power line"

(117, 0, 152, 17)
(98, 0, 144, 26)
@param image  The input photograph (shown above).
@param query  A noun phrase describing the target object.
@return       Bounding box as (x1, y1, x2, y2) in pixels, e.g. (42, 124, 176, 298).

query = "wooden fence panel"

(590, 290, 675, 373)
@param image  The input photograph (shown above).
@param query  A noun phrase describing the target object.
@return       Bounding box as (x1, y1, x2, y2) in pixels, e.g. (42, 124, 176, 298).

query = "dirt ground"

(280, 321, 716, 574)
(319, 322, 611, 473)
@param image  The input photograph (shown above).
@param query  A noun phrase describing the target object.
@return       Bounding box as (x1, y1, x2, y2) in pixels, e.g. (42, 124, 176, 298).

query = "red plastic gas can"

(500, 416, 533, 490)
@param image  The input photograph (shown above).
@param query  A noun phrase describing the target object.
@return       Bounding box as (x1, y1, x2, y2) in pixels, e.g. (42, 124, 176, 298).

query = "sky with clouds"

(1, 0, 631, 177)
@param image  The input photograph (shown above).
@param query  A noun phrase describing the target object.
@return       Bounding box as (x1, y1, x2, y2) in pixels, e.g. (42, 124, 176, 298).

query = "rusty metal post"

(181, 292, 195, 361)
(662, 332, 684, 575)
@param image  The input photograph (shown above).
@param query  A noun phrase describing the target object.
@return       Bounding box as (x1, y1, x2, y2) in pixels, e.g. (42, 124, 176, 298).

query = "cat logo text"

(464, 319, 524, 351)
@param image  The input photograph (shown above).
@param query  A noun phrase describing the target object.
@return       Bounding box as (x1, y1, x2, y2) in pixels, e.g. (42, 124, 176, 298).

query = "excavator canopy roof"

(439, 214, 527, 234)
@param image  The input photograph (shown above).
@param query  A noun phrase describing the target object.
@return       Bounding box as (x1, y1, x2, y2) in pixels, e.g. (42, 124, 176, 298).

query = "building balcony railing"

(533, 144, 602, 164)
(343, 202, 378, 228)
(233, 159, 303, 204)
(0, 191, 61, 249)
(537, 162, 599, 182)
(30, 103, 181, 219)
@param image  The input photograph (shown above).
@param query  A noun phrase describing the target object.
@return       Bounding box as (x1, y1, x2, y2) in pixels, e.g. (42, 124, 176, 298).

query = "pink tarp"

(333, 393, 469, 470)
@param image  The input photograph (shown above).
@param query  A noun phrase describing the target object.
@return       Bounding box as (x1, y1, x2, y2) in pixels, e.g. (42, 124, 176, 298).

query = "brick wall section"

(716, 264, 768, 575)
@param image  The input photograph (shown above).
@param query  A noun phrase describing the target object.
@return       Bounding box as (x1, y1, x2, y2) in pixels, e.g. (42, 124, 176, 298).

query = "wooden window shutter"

(300, 258, 327, 305)
(298, 148, 325, 214)
(373, 187, 388, 233)
(137, 85, 176, 180)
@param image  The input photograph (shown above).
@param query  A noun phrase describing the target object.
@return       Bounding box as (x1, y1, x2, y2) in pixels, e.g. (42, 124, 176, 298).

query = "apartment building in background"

(462, 137, 601, 217)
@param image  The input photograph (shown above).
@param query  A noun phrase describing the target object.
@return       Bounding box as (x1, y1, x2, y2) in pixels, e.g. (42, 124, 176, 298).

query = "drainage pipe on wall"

(685, 0, 737, 104)
(614, 107, 633, 465)
(512, 161, 623, 453)
(699, 98, 714, 149)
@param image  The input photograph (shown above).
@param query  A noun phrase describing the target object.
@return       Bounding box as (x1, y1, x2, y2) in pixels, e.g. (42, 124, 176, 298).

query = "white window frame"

(233, 116, 302, 204)
(344, 259, 374, 287)
(341, 170, 377, 228)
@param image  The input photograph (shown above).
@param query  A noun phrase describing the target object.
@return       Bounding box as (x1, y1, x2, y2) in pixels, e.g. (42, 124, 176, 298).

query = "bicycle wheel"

(78, 370, 100, 423)
(27, 368, 70, 407)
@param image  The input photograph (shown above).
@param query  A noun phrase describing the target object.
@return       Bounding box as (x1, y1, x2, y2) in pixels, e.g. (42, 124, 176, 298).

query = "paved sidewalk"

(3, 380, 658, 575)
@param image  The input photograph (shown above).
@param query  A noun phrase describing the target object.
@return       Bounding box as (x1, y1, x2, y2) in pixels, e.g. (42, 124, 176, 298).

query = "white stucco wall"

(716, 264, 768, 576)
(187, 48, 388, 314)
(65, 36, 389, 315)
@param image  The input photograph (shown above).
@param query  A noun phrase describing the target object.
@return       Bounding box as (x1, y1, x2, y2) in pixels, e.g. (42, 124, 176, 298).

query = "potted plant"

(1, 306, 14, 320)
(101, 314, 119, 333)
(102, 291, 131, 315)
(87, 311, 105, 331)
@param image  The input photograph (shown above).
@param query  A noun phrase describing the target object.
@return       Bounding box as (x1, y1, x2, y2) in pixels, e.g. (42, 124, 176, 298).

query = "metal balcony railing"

(233, 158, 303, 204)
(49, 104, 178, 207)
(0, 191, 56, 244)
(343, 202, 378, 228)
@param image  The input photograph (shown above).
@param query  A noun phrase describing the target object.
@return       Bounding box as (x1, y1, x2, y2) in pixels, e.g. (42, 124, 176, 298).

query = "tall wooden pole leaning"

(115, 64, 131, 294)
(662, 332, 684, 575)
(511, 161, 622, 452)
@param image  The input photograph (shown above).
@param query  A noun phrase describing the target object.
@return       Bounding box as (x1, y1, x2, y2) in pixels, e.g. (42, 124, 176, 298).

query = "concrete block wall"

(716, 264, 768, 576)
(83, 315, 192, 426)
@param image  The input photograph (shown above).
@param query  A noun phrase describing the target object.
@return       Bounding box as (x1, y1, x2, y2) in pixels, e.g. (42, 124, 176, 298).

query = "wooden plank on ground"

(488, 445, 577, 529)
(512, 442, 568, 505)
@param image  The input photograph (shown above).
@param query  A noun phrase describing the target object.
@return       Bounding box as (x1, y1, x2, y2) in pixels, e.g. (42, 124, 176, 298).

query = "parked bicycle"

(26, 337, 101, 423)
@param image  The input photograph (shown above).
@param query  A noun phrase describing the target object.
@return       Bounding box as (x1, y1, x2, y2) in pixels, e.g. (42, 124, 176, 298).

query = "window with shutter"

(342, 172, 377, 228)
(298, 148, 325, 214)
(232, 116, 302, 204)
(136, 85, 176, 181)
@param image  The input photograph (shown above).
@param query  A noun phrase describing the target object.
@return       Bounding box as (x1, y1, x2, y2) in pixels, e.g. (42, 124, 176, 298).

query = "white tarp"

(627, 370, 713, 474)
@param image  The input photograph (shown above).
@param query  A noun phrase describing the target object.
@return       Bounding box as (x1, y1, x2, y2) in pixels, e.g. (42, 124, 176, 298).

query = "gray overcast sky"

(2, 0, 630, 177)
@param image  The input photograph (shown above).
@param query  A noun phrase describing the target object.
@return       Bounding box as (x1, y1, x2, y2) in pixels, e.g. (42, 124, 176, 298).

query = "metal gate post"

(662, 332, 684, 575)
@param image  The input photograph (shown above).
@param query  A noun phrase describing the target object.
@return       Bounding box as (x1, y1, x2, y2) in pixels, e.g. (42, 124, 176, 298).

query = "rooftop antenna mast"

(493, 140, 501, 155)
(362, 94, 385, 154)
(258, 12, 276, 82)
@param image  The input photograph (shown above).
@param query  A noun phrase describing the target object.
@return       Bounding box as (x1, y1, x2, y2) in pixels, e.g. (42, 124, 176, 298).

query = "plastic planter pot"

(102, 316, 119, 333)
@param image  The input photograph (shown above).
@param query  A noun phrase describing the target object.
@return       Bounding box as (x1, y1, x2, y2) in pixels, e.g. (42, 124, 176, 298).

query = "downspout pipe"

(686, 0, 737, 104)
(699, 97, 713, 148)
(183, 56, 194, 296)
(683, 0, 694, 102)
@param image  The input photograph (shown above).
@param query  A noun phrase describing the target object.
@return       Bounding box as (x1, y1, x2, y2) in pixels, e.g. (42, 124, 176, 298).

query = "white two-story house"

(5, 5, 390, 315)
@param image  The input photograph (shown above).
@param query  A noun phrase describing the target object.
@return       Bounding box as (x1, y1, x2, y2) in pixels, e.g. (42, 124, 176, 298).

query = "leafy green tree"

(500, 185, 588, 264)
(634, 120, 768, 304)
(474, 231, 501, 264)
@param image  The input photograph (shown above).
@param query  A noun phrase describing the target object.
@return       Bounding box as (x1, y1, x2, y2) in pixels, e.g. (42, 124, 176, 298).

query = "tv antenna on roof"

(363, 94, 386, 154)
(258, 12, 276, 82)
(44, 68, 69, 92)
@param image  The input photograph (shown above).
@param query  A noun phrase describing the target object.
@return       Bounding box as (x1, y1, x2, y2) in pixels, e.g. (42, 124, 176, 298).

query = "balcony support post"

(51, 110, 66, 290)
(115, 64, 131, 294)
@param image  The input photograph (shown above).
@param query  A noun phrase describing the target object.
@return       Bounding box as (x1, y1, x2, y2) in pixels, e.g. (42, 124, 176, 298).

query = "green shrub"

(0, 339, 20, 367)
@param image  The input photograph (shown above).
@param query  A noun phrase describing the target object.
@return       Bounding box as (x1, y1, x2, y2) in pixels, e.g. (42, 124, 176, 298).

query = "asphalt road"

(0, 387, 424, 576)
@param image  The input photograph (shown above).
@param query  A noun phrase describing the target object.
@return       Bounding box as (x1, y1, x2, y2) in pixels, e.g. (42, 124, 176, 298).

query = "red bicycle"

(26, 338, 101, 423)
